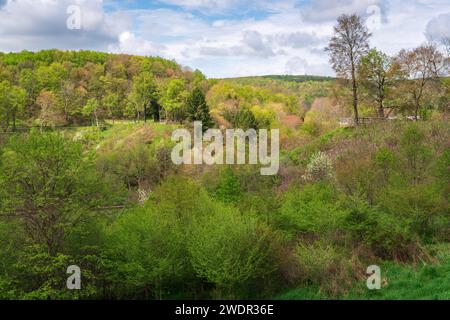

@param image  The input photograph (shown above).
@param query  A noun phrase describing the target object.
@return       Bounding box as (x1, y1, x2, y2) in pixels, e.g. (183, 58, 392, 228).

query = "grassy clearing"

(277, 245, 450, 300)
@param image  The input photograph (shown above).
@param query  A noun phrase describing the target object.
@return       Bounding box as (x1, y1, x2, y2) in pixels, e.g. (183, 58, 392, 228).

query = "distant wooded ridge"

(221, 75, 336, 82)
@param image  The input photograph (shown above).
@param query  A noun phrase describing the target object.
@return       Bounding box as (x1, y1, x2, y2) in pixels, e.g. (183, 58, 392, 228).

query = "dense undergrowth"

(0, 119, 448, 300)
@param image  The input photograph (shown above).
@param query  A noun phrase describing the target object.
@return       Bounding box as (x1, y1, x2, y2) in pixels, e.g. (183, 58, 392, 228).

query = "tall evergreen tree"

(187, 87, 213, 130)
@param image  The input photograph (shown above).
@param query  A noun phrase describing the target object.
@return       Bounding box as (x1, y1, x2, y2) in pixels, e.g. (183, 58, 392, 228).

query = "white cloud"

(0, 0, 130, 52)
(158, 0, 297, 13)
(370, 0, 450, 55)
(301, 0, 387, 23)
(426, 13, 450, 41)
(157, 0, 241, 11)
(108, 31, 165, 57)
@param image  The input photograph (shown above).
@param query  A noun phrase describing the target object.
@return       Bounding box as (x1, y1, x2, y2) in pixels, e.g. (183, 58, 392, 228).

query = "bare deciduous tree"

(395, 44, 446, 120)
(442, 37, 450, 74)
(442, 37, 450, 56)
(326, 14, 372, 124)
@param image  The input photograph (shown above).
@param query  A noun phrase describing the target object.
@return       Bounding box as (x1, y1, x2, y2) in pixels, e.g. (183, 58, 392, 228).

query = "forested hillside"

(0, 50, 207, 129)
(0, 48, 449, 300)
(0, 50, 323, 132)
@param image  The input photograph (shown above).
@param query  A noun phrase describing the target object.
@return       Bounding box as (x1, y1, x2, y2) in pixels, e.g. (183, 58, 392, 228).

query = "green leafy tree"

(36, 63, 67, 91)
(9, 86, 26, 131)
(399, 124, 432, 185)
(0, 132, 108, 256)
(278, 183, 345, 236)
(0, 81, 26, 131)
(83, 98, 100, 127)
(102, 93, 122, 123)
(59, 80, 83, 123)
(162, 78, 188, 122)
(129, 72, 159, 122)
(359, 49, 398, 118)
(225, 106, 258, 130)
(19, 69, 40, 117)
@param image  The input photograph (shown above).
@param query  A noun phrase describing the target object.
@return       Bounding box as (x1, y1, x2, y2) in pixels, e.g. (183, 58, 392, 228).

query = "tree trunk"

(378, 83, 385, 118)
(144, 103, 148, 123)
(352, 77, 359, 124)
(378, 100, 385, 118)
(94, 110, 99, 127)
(414, 103, 419, 121)
(351, 60, 359, 124)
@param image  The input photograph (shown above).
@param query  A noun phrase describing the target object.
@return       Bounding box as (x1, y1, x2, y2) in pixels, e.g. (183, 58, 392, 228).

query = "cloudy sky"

(0, 0, 449, 77)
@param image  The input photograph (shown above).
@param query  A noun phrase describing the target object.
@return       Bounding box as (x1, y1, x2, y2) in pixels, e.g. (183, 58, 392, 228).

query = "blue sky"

(0, 0, 449, 78)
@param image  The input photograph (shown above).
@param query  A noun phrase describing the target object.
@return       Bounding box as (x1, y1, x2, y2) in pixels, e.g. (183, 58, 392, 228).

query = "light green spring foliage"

(0, 131, 117, 255)
(101, 177, 276, 299)
(106, 206, 189, 299)
(188, 208, 275, 298)
(161, 78, 189, 122)
(128, 72, 159, 117)
(0, 50, 211, 130)
(0, 80, 26, 130)
(278, 183, 346, 236)
(214, 167, 243, 204)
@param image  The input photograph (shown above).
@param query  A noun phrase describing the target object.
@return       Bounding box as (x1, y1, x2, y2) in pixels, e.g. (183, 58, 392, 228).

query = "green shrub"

(378, 184, 449, 243)
(213, 167, 243, 204)
(399, 124, 432, 185)
(300, 121, 321, 137)
(188, 208, 276, 299)
(278, 183, 346, 236)
(343, 197, 413, 259)
(96, 142, 177, 192)
(294, 241, 359, 296)
(149, 176, 215, 222)
(435, 149, 450, 192)
(105, 205, 190, 299)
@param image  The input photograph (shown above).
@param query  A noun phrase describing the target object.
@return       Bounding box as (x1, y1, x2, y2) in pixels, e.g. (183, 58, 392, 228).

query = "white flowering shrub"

(138, 188, 151, 205)
(303, 151, 335, 183)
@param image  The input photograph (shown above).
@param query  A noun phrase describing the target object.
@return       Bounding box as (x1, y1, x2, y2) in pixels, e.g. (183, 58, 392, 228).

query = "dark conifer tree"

(187, 87, 213, 130)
